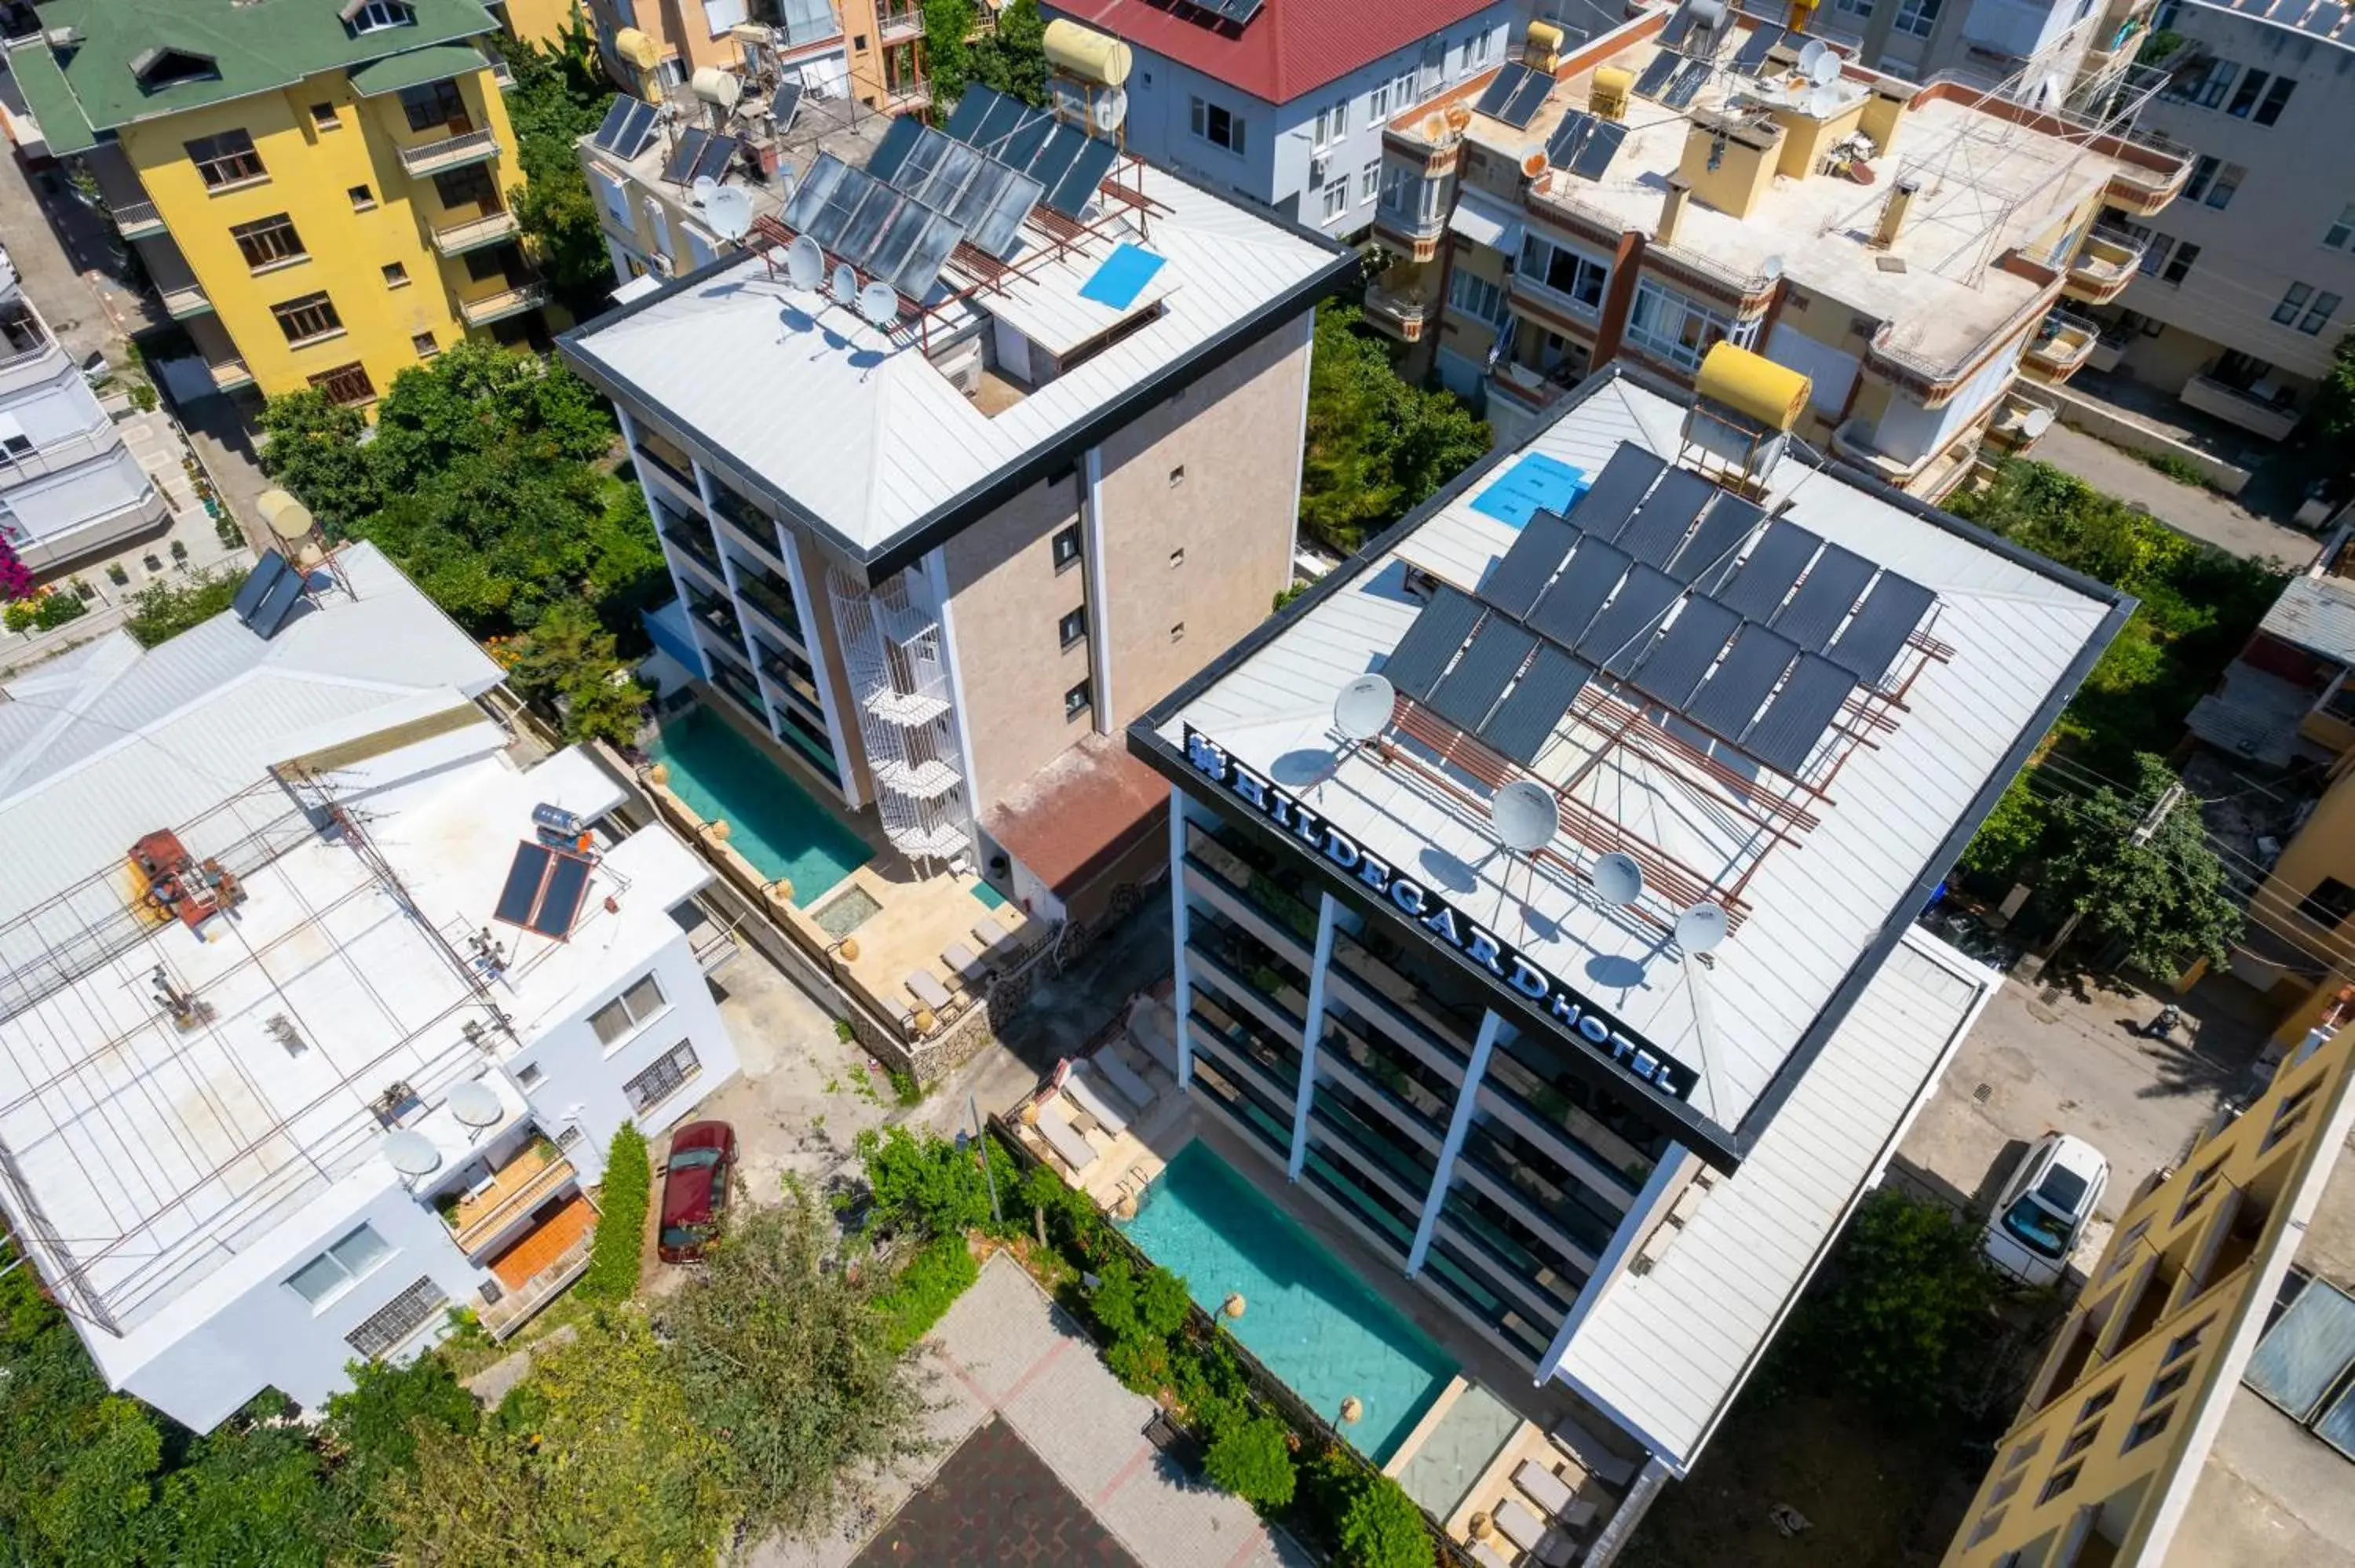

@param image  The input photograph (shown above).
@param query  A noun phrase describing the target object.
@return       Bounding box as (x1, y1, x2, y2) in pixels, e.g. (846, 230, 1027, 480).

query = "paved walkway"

(2033, 425, 2317, 567)
(750, 1253, 1310, 1568)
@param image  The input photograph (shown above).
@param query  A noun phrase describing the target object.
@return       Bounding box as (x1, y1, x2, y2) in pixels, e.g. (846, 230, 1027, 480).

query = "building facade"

(0, 248, 170, 576)
(1942, 1016, 2355, 1566)
(1043, 0, 1523, 235)
(5, 0, 553, 409)
(1805, 0, 2153, 109)
(1363, 8, 2188, 496)
(583, 0, 856, 101)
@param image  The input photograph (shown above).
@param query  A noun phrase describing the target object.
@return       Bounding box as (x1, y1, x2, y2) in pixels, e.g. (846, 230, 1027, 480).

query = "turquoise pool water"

(646, 706, 873, 907)
(1119, 1141, 1454, 1462)
(970, 879, 1009, 910)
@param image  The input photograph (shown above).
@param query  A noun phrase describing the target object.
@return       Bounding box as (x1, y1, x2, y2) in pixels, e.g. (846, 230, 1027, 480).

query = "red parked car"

(657, 1121, 736, 1263)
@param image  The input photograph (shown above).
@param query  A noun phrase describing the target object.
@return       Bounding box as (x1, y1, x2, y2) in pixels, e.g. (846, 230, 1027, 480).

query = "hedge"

(580, 1125, 651, 1302)
(875, 1234, 980, 1352)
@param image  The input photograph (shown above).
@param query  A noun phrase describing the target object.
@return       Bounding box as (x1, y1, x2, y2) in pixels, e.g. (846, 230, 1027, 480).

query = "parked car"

(1984, 1132, 2109, 1287)
(657, 1121, 736, 1263)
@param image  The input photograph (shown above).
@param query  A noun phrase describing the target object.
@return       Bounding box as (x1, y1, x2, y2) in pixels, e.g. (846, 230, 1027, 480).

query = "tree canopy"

(2042, 753, 2243, 980)
(1300, 305, 1490, 556)
(492, 24, 618, 319)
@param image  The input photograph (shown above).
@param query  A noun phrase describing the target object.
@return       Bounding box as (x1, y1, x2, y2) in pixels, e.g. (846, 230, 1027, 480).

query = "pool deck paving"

(749, 1253, 1311, 1568)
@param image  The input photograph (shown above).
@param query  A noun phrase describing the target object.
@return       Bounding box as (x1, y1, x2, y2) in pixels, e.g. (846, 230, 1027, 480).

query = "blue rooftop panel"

(1077, 242, 1167, 310)
(1470, 453, 1589, 530)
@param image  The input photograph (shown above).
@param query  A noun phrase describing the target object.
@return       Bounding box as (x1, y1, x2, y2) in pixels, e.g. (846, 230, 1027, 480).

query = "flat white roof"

(1145, 370, 2122, 1150)
(564, 159, 1347, 568)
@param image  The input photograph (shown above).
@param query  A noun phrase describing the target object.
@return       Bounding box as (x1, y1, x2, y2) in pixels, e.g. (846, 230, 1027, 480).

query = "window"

(1964, 1508, 2006, 1548)
(1370, 81, 1391, 122)
(2057, 1424, 2098, 1460)
(1396, 70, 1418, 111)
(1892, 0, 1941, 36)
(433, 163, 499, 211)
(1321, 177, 1349, 221)
(2123, 1407, 2172, 1451)
(412, 330, 440, 357)
(1170, 622, 1185, 641)
(348, 0, 416, 32)
(1169, 465, 1185, 486)
(2184, 155, 2218, 202)
(2326, 203, 2355, 250)
(345, 1276, 444, 1358)
(515, 1061, 544, 1088)
(272, 291, 343, 345)
(1625, 279, 1743, 371)
(2298, 876, 2355, 928)
(623, 1039, 703, 1113)
(1448, 268, 1505, 326)
(1518, 234, 1611, 315)
(1189, 97, 1245, 155)
(2078, 1385, 2120, 1423)
(2304, 292, 2342, 334)
(310, 102, 341, 130)
(2162, 1320, 2210, 1367)
(2000, 1434, 2043, 1472)
(349, 184, 377, 211)
(397, 78, 468, 135)
(590, 973, 666, 1047)
(230, 213, 304, 270)
(1835, 0, 1873, 15)
(2169, 56, 2238, 109)
(2146, 1364, 2193, 1407)
(2203, 160, 2244, 209)
(2255, 75, 2297, 125)
(1361, 159, 1380, 202)
(308, 363, 375, 407)
(466, 243, 527, 285)
(381, 261, 408, 288)
(2225, 68, 2270, 118)
(1051, 523, 1083, 571)
(185, 129, 265, 189)
(2037, 1463, 2082, 1504)
(1058, 606, 1086, 647)
(1064, 679, 1092, 720)
(2160, 240, 2200, 286)
(1314, 99, 1348, 149)
(285, 1223, 390, 1307)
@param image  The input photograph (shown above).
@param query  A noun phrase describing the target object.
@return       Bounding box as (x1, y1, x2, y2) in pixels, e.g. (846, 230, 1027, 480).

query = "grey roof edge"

(557, 155, 1360, 586)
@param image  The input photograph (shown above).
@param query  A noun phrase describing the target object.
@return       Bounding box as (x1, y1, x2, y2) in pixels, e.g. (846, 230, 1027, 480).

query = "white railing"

(432, 208, 520, 253)
(458, 279, 550, 325)
(479, 1231, 595, 1339)
(399, 127, 500, 176)
(827, 565, 974, 868)
(158, 283, 211, 318)
(110, 199, 163, 233)
(450, 1154, 578, 1254)
(0, 425, 119, 482)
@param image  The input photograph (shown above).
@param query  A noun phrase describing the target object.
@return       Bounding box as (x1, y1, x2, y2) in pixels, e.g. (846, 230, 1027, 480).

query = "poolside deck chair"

(1093, 1048, 1154, 1110)
(904, 968, 952, 1015)
(1129, 998, 1181, 1074)
(942, 940, 991, 987)
(1547, 1414, 1638, 1488)
(1514, 1459, 1575, 1517)
(1063, 1064, 1130, 1136)
(973, 920, 1023, 965)
(1468, 1541, 1512, 1568)
(1495, 1498, 1546, 1554)
(1035, 1100, 1097, 1174)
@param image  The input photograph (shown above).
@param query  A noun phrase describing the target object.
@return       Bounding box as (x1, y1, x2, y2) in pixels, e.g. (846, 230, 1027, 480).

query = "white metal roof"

(563, 162, 1344, 563)
(1152, 374, 2118, 1139)
(1550, 928, 1998, 1471)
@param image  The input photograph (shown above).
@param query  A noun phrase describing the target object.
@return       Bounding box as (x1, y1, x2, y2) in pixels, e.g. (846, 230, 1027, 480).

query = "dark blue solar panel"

(531, 851, 595, 939)
(944, 86, 997, 142)
(1770, 542, 1875, 651)
(1479, 645, 1591, 766)
(1634, 52, 1681, 97)
(1528, 538, 1630, 648)
(1615, 467, 1717, 568)
(1685, 623, 1799, 740)
(1576, 563, 1682, 676)
(1565, 444, 1667, 542)
(248, 559, 308, 639)
(495, 843, 552, 928)
(1632, 595, 1740, 708)
(1429, 620, 1539, 733)
(866, 114, 924, 182)
(231, 551, 292, 628)
(1827, 571, 1937, 685)
(1732, 25, 1779, 71)
(1476, 62, 1535, 119)
(1047, 134, 1120, 217)
(1479, 511, 1578, 618)
(1667, 494, 1762, 588)
(1382, 585, 1484, 700)
(1743, 653, 1856, 774)
(1714, 519, 1821, 621)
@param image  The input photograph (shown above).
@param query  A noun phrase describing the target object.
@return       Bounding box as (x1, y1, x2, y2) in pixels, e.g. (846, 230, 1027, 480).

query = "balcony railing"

(1363, 282, 1429, 342)
(0, 326, 65, 392)
(634, 441, 699, 498)
(449, 1150, 579, 1255)
(2024, 309, 2100, 379)
(663, 521, 727, 582)
(878, 0, 925, 38)
(736, 571, 803, 639)
(0, 425, 118, 481)
(458, 279, 550, 326)
(432, 208, 522, 257)
(479, 1231, 594, 1340)
(2065, 228, 2143, 304)
(399, 126, 502, 177)
(158, 283, 214, 319)
(109, 199, 166, 239)
(209, 358, 254, 392)
(2182, 373, 2300, 441)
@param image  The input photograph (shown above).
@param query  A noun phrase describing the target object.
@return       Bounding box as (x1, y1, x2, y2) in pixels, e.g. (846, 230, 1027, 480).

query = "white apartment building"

(0, 542, 740, 1432)
(1042, 0, 1524, 233)
(0, 246, 169, 575)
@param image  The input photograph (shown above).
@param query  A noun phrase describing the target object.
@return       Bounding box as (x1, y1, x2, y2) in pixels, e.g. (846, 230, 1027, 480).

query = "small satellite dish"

(691, 173, 720, 208)
(706, 185, 754, 242)
(1803, 82, 1841, 118)
(830, 262, 858, 305)
(1333, 674, 1397, 740)
(448, 1080, 502, 1128)
(1798, 38, 1838, 85)
(1590, 851, 1645, 907)
(1760, 253, 1785, 281)
(2022, 407, 2055, 439)
(1090, 86, 1128, 135)
(1675, 900, 1729, 955)
(382, 1129, 441, 1177)
(1490, 781, 1561, 853)
(786, 233, 823, 290)
(857, 279, 899, 329)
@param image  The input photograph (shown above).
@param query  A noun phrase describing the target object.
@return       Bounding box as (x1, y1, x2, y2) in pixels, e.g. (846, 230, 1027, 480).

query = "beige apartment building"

(1366, 6, 2189, 497)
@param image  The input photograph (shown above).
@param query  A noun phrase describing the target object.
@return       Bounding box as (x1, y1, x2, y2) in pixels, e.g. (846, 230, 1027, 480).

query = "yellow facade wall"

(122, 64, 535, 404)
(500, 0, 587, 50)
(2253, 753, 2355, 977)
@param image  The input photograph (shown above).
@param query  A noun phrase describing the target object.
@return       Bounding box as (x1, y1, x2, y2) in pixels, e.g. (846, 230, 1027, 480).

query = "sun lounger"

(974, 920, 1023, 964)
(1063, 1065, 1130, 1136)
(1469, 1541, 1513, 1568)
(1495, 1498, 1546, 1553)
(904, 968, 952, 1014)
(1129, 998, 1181, 1074)
(1548, 1414, 1638, 1489)
(1035, 1100, 1097, 1173)
(1532, 1528, 1579, 1567)
(942, 940, 990, 986)
(1515, 1459, 1575, 1518)
(1094, 1048, 1155, 1110)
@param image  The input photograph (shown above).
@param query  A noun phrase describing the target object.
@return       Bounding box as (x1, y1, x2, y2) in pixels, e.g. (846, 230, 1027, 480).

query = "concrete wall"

(2043, 380, 2255, 490)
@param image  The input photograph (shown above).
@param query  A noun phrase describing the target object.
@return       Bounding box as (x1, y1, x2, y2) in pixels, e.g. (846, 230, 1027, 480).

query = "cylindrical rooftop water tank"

(1043, 20, 1133, 87)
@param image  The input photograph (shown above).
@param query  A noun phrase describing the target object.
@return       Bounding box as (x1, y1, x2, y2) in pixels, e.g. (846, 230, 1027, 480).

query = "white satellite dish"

(1803, 82, 1841, 118)
(2021, 407, 2056, 439)
(448, 1080, 503, 1128)
(857, 279, 899, 329)
(1490, 781, 1561, 853)
(1333, 674, 1397, 740)
(1674, 900, 1729, 955)
(706, 185, 754, 242)
(382, 1128, 441, 1177)
(1090, 87, 1129, 135)
(830, 262, 858, 305)
(786, 233, 823, 290)
(1760, 253, 1785, 281)
(692, 173, 721, 208)
(1590, 851, 1645, 906)
(1798, 38, 1838, 85)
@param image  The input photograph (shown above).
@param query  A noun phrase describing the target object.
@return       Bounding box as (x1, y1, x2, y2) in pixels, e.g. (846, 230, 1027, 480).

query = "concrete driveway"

(2032, 425, 2317, 568)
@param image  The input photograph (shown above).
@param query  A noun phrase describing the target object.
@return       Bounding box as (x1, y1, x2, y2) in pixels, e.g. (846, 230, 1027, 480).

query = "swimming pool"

(646, 706, 873, 907)
(1119, 1141, 1454, 1462)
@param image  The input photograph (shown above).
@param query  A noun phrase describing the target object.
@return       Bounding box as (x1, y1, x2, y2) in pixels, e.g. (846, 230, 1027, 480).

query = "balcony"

(635, 439, 699, 501)
(399, 126, 502, 178)
(432, 208, 522, 257)
(2064, 228, 2144, 304)
(476, 1194, 597, 1340)
(0, 317, 66, 396)
(0, 425, 119, 482)
(736, 571, 804, 640)
(878, 0, 925, 39)
(1985, 390, 2057, 452)
(446, 1143, 580, 1256)
(1363, 281, 1429, 343)
(1489, 358, 1577, 410)
(209, 358, 254, 392)
(2104, 129, 2195, 217)
(2182, 372, 2300, 441)
(458, 279, 550, 326)
(2023, 309, 2100, 381)
(158, 282, 214, 319)
(663, 520, 728, 584)
(110, 199, 166, 239)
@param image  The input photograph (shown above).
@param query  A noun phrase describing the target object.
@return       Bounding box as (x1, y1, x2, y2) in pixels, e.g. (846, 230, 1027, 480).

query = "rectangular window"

(623, 1039, 702, 1113)
(1314, 99, 1348, 149)
(308, 363, 375, 407)
(1447, 268, 1505, 326)
(230, 213, 305, 269)
(590, 972, 666, 1047)
(2123, 1407, 2172, 1452)
(1835, 0, 1873, 15)
(2058, 1424, 2098, 1460)
(285, 1223, 390, 1307)
(1892, 0, 1941, 36)
(2298, 876, 2355, 927)
(1518, 234, 1612, 315)
(2225, 68, 2270, 118)
(2038, 1463, 2082, 1504)
(2304, 292, 2342, 335)
(2171, 56, 2238, 108)
(2203, 161, 2244, 209)
(432, 163, 499, 212)
(1625, 279, 1740, 370)
(2078, 1384, 2119, 1423)
(2325, 203, 2355, 250)
(349, 0, 415, 31)
(1058, 606, 1086, 647)
(2255, 75, 2296, 125)
(1370, 82, 1391, 122)
(1361, 159, 1380, 202)
(272, 291, 343, 345)
(2145, 1364, 2193, 1407)
(2162, 1320, 2210, 1366)
(310, 102, 342, 131)
(1064, 679, 1092, 720)
(466, 243, 524, 283)
(398, 78, 469, 134)
(382, 261, 408, 288)
(1396, 70, 1417, 111)
(413, 330, 440, 357)
(1051, 523, 1083, 571)
(1321, 177, 1349, 221)
(349, 184, 377, 211)
(2183, 155, 2218, 202)
(1188, 97, 1245, 154)
(2160, 241, 2200, 286)
(185, 129, 265, 188)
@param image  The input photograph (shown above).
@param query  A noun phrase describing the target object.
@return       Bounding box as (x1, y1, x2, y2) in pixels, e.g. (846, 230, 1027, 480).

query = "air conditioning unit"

(1309, 154, 1330, 184)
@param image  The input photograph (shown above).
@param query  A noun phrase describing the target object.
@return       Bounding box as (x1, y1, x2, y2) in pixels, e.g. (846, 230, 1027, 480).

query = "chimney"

(1657, 176, 1692, 249)
(1871, 177, 1920, 250)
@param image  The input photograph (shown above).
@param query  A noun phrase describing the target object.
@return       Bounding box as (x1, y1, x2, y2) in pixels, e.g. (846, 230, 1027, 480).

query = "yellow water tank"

(1591, 65, 1635, 122)
(1526, 19, 1565, 67)
(1043, 20, 1133, 87)
(1696, 343, 1809, 432)
(612, 27, 661, 71)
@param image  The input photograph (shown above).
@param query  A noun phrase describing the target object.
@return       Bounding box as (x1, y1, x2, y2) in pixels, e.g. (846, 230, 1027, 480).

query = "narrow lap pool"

(1118, 1141, 1454, 1462)
(645, 706, 873, 907)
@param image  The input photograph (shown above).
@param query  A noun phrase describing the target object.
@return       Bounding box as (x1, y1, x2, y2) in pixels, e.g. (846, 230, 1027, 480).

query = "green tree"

(856, 1124, 1017, 1238)
(366, 340, 614, 494)
(2042, 753, 2242, 979)
(144, 1409, 338, 1568)
(2309, 330, 2355, 470)
(922, 0, 977, 108)
(972, 0, 1050, 105)
(662, 1191, 933, 1537)
(1957, 775, 2049, 881)
(1780, 1189, 1996, 1418)
(1204, 1415, 1296, 1509)
(255, 390, 378, 534)
(1331, 1465, 1433, 1568)
(126, 570, 242, 648)
(873, 1233, 980, 1351)
(1300, 305, 1488, 555)
(580, 1124, 651, 1302)
(322, 1351, 480, 1535)
(506, 599, 651, 745)
(493, 24, 618, 318)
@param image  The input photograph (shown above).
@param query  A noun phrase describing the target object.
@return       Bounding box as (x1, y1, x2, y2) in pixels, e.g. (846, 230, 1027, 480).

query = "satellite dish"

(1490, 781, 1561, 853)
(830, 262, 858, 305)
(448, 1080, 502, 1128)
(1803, 82, 1841, 118)
(1590, 851, 1645, 906)
(1798, 38, 1838, 85)
(1760, 253, 1785, 281)
(382, 1129, 441, 1177)
(1090, 86, 1128, 135)
(858, 280, 899, 329)
(786, 233, 823, 290)
(1675, 900, 1729, 955)
(2022, 407, 2055, 439)
(692, 173, 721, 208)
(1333, 674, 1397, 740)
(706, 185, 754, 242)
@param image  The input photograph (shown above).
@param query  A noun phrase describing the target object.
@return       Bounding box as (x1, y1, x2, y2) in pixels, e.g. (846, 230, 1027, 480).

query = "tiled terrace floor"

(850, 1417, 1139, 1567)
(486, 1194, 596, 1289)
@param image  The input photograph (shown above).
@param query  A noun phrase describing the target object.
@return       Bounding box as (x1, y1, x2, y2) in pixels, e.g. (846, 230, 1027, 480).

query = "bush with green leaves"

(1089, 1254, 1192, 1342)
(874, 1234, 980, 1352)
(1330, 1462, 1434, 1568)
(1301, 305, 1490, 556)
(1206, 1414, 1297, 1509)
(126, 570, 241, 649)
(1777, 1188, 1998, 1418)
(857, 1124, 1019, 1240)
(580, 1123, 652, 1302)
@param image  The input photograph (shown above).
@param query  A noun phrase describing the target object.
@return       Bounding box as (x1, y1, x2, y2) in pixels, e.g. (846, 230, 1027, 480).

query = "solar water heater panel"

(1502, 68, 1556, 127)
(690, 134, 740, 185)
(944, 85, 997, 141)
(771, 81, 804, 131)
(1769, 542, 1875, 651)
(495, 843, 552, 928)
(1047, 135, 1120, 217)
(1382, 585, 1484, 700)
(1631, 594, 1740, 708)
(1479, 511, 1579, 618)
(1667, 493, 1762, 587)
(866, 114, 925, 183)
(1714, 518, 1821, 621)
(1827, 571, 1935, 685)
(663, 127, 710, 184)
(1565, 443, 1667, 541)
(231, 552, 292, 628)
(1659, 5, 1698, 49)
(1615, 467, 1717, 567)
(248, 562, 307, 639)
(1477, 62, 1535, 119)
(1480, 645, 1593, 766)
(1732, 25, 1779, 71)
(1634, 53, 1681, 98)
(1663, 58, 1712, 108)
(1743, 652, 1856, 775)
(1545, 110, 1597, 167)
(1685, 622, 1799, 739)
(1528, 539, 1630, 649)
(1429, 620, 1539, 733)
(1578, 563, 1683, 676)
(1026, 123, 1089, 196)
(1567, 119, 1627, 180)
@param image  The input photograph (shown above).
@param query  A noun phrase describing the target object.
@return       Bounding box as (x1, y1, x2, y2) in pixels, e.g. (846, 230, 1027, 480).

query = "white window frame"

(1892, 0, 1941, 36)
(1188, 96, 1246, 155)
(623, 1039, 703, 1114)
(1625, 279, 1749, 370)
(1321, 177, 1349, 221)
(349, 0, 414, 34)
(1835, 0, 1874, 15)
(285, 1223, 392, 1310)
(1369, 81, 1391, 123)
(1314, 98, 1349, 150)
(1448, 268, 1506, 326)
(1517, 233, 1613, 318)
(1360, 159, 1380, 203)
(590, 972, 667, 1048)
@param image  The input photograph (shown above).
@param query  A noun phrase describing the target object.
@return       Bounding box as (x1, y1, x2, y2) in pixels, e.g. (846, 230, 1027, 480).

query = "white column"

(1286, 892, 1339, 1181)
(1408, 1007, 1501, 1278)
(780, 523, 863, 811)
(615, 405, 710, 681)
(1285, 308, 1316, 570)
(923, 547, 983, 817)
(1082, 445, 1114, 732)
(1535, 1147, 1694, 1384)
(1169, 788, 1193, 1091)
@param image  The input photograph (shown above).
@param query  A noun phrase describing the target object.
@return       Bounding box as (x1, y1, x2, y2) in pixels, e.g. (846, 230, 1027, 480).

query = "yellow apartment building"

(492, 0, 592, 53)
(5, 0, 556, 410)
(1941, 1014, 2355, 1566)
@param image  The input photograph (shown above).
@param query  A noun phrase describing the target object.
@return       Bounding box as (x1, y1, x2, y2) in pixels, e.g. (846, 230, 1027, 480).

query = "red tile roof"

(1046, 0, 1502, 106)
(984, 732, 1169, 899)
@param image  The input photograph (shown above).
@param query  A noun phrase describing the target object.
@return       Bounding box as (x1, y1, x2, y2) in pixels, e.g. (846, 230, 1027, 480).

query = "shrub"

(579, 1125, 652, 1302)
(1780, 1188, 1997, 1418)
(126, 569, 241, 648)
(2143, 450, 2209, 487)
(889, 1070, 924, 1107)
(1104, 1332, 1172, 1395)
(1090, 1256, 1192, 1342)
(1206, 1415, 1296, 1509)
(874, 1234, 979, 1352)
(1333, 1467, 1435, 1568)
(857, 1125, 1017, 1239)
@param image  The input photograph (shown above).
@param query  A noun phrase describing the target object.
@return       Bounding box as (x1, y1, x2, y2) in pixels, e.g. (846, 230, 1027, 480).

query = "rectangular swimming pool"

(1118, 1140, 1454, 1462)
(645, 706, 874, 907)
